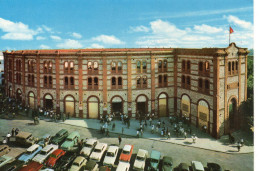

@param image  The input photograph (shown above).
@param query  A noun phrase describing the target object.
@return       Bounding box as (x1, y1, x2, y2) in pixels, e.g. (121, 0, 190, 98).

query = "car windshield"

(85, 144, 93, 148)
(67, 138, 73, 141)
(50, 154, 57, 158)
(151, 159, 158, 163)
(25, 151, 32, 155)
(137, 156, 144, 161)
(26, 135, 32, 140)
(106, 152, 114, 157)
(123, 150, 130, 154)
(94, 149, 101, 153)
(73, 162, 80, 166)
(164, 162, 172, 166)
(40, 151, 47, 155)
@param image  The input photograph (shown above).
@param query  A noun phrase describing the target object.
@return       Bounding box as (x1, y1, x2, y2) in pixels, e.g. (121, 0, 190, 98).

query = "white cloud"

(36, 36, 46, 40)
(130, 25, 149, 32)
(56, 39, 83, 49)
(224, 15, 253, 30)
(194, 24, 223, 33)
(0, 17, 39, 40)
(50, 35, 62, 41)
(42, 25, 52, 32)
(89, 43, 104, 48)
(39, 44, 50, 49)
(92, 35, 124, 44)
(71, 32, 82, 39)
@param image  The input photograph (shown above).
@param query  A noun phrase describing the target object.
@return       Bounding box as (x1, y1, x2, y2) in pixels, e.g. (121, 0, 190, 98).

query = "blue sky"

(0, 0, 254, 51)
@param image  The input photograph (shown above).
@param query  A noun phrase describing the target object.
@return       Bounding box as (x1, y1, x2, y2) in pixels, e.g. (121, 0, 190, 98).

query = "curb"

(58, 121, 254, 155)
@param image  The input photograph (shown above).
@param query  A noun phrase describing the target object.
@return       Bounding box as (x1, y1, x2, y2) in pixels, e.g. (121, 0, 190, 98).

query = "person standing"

(151, 125, 154, 134)
(240, 138, 244, 146)
(149, 118, 152, 126)
(106, 129, 110, 137)
(118, 135, 122, 145)
(184, 132, 187, 139)
(140, 129, 143, 137)
(11, 128, 15, 137)
(237, 142, 241, 152)
(6, 132, 11, 142)
(137, 130, 140, 138)
(2, 138, 7, 145)
(112, 123, 115, 131)
(167, 131, 171, 140)
(15, 128, 19, 135)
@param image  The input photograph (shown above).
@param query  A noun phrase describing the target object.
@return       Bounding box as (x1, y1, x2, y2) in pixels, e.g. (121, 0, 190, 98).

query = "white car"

(133, 149, 148, 170)
(32, 144, 58, 164)
(89, 143, 107, 162)
(103, 145, 119, 167)
(80, 139, 98, 158)
(69, 156, 87, 171)
(116, 161, 130, 171)
(191, 161, 205, 171)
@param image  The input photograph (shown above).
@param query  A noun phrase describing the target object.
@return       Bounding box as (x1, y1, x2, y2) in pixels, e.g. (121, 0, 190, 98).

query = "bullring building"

(3, 43, 249, 138)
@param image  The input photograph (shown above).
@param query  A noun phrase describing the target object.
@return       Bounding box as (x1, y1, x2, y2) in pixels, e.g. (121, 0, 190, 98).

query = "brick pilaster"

(224, 55, 229, 134)
(36, 52, 41, 107)
(173, 50, 178, 116)
(151, 53, 156, 115)
(127, 55, 132, 117)
(55, 51, 60, 114)
(78, 51, 83, 118)
(22, 53, 26, 106)
(213, 55, 220, 138)
(102, 56, 107, 116)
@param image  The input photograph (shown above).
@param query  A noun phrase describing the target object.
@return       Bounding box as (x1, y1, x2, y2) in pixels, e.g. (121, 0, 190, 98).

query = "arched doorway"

(181, 94, 190, 118)
(16, 89, 22, 103)
(64, 95, 75, 117)
(9, 86, 12, 97)
(111, 96, 123, 117)
(229, 98, 237, 130)
(87, 96, 99, 119)
(44, 94, 53, 110)
(158, 93, 168, 117)
(136, 95, 148, 118)
(198, 100, 209, 131)
(28, 92, 35, 109)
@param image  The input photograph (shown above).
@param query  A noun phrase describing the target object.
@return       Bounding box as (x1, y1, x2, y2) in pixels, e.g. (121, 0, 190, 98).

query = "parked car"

(207, 162, 223, 171)
(19, 161, 43, 171)
(119, 144, 134, 163)
(45, 149, 66, 168)
(89, 142, 108, 162)
(69, 156, 87, 171)
(162, 156, 174, 171)
(38, 134, 52, 147)
(83, 160, 99, 171)
(80, 138, 98, 158)
(15, 131, 38, 146)
(191, 161, 205, 171)
(0, 155, 14, 168)
(148, 150, 161, 171)
(0, 145, 11, 157)
(0, 160, 24, 171)
(99, 166, 111, 171)
(133, 149, 148, 171)
(178, 163, 190, 171)
(18, 144, 42, 163)
(54, 152, 77, 170)
(116, 161, 130, 171)
(103, 145, 119, 167)
(32, 144, 58, 164)
(61, 131, 80, 151)
(50, 129, 68, 145)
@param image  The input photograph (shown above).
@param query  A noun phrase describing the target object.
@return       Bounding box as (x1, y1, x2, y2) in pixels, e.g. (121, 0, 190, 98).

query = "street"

(0, 117, 254, 171)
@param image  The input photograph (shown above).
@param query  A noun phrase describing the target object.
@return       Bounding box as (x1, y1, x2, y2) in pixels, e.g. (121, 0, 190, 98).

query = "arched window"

(198, 78, 203, 89)
(32, 75, 35, 86)
(64, 61, 69, 73)
(163, 60, 167, 71)
(28, 74, 31, 85)
(186, 76, 191, 89)
(44, 76, 48, 87)
(158, 60, 162, 72)
(182, 75, 185, 88)
(142, 61, 147, 73)
(48, 61, 52, 73)
(205, 79, 209, 90)
(143, 76, 147, 88)
(158, 75, 162, 87)
(182, 60, 186, 72)
(137, 61, 141, 73)
(137, 77, 141, 88)
(70, 77, 74, 88)
(118, 62, 122, 73)
(187, 60, 191, 72)
(111, 77, 116, 89)
(88, 77, 92, 89)
(111, 62, 116, 73)
(94, 77, 98, 90)
(164, 74, 168, 87)
(118, 77, 122, 89)
(205, 61, 209, 71)
(232, 61, 235, 74)
(199, 62, 203, 72)
(70, 62, 74, 73)
(44, 61, 48, 73)
(49, 76, 52, 88)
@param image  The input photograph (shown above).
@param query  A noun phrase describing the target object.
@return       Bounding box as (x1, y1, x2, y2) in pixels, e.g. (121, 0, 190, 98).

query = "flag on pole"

(229, 26, 234, 34)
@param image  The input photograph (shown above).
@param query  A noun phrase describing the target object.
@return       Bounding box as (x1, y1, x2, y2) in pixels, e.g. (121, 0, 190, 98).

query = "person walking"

(240, 138, 244, 146)
(11, 128, 15, 137)
(2, 138, 7, 145)
(122, 127, 124, 135)
(137, 130, 140, 138)
(151, 125, 154, 134)
(184, 131, 187, 139)
(112, 123, 115, 131)
(118, 135, 122, 145)
(6, 132, 11, 142)
(167, 131, 171, 140)
(15, 128, 19, 135)
(106, 129, 110, 137)
(140, 129, 143, 137)
(237, 142, 241, 152)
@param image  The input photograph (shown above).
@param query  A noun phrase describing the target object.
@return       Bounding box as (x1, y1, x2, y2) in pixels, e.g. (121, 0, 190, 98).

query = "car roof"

(107, 146, 119, 152)
(74, 156, 85, 163)
(42, 134, 51, 138)
(151, 150, 161, 158)
(27, 144, 40, 152)
(67, 131, 79, 139)
(137, 149, 148, 157)
(42, 144, 57, 151)
(57, 129, 67, 134)
(192, 161, 204, 170)
(95, 143, 106, 149)
(16, 131, 32, 138)
(117, 162, 130, 169)
(52, 149, 64, 156)
(85, 160, 97, 169)
(86, 139, 97, 144)
(123, 145, 132, 151)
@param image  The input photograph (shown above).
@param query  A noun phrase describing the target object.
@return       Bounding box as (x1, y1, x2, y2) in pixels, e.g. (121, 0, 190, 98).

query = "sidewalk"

(57, 117, 253, 154)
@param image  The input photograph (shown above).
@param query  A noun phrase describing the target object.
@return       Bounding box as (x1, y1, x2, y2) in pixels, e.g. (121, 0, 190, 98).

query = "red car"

(19, 161, 43, 171)
(45, 149, 66, 168)
(119, 144, 133, 162)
